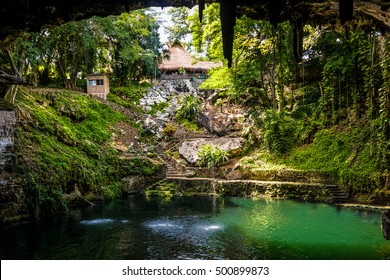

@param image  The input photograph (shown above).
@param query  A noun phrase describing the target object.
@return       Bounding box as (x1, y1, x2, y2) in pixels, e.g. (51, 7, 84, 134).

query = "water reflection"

(0, 196, 389, 260)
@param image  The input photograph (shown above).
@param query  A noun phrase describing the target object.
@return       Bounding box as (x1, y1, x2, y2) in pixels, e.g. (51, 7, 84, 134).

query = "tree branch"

(0, 70, 33, 85)
(6, 49, 20, 77)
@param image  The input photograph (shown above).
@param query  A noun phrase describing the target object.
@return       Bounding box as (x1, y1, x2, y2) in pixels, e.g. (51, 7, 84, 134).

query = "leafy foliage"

(165, 7, 191, 44)
(199, 67, 233, 92)
(288, 128, 380, 194)
(162, 122, 178, 140)
(175, 94, 201, 121)
(108, 83, 151, 109)
(2, 9, 162, 88)
(263, 110, 298, 154)
(196, 144, 229, 168)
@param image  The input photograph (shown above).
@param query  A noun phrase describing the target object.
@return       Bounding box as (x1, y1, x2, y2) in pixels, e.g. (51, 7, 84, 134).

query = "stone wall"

(0, 111, 16, 170)
(163, 178, 330, 202)
(0, 110, 30, 222)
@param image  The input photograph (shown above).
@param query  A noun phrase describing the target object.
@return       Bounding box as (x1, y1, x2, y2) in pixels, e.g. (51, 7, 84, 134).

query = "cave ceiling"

(0, 1, 389, 70)
(1, 1, 388, 42)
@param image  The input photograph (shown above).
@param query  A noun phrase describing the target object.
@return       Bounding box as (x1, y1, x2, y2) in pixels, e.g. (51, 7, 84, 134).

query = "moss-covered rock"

(11, 87, 162, 219)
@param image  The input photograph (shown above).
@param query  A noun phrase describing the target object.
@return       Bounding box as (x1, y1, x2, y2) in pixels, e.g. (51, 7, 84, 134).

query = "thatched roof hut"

(159, 44, 221, 74)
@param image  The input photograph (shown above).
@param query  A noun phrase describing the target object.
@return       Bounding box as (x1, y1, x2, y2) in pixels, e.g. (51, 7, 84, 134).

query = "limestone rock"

(0, 111, 16, 169)
(225, 169, 243, 180)
(178, 137, 244, 164)
(143, 117, 162, 138)
(121, 176, 146, 194)
(196, 111, 238, 136)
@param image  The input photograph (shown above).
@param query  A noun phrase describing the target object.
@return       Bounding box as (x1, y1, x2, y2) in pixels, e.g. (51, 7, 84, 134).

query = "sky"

(149, 7, 174, 44)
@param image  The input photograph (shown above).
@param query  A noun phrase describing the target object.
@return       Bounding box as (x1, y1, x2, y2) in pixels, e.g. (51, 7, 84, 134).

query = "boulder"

(196, 112, 238, 136)
(225, 169, 243, 180)
(146, 99, 155, 106)
(121, 176, 146, 194)
(143, 117, 162, 138)
(178, 137, 244, 164)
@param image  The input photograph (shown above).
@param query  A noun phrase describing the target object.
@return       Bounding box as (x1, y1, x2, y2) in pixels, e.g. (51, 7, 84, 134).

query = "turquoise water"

(0, 196, 389, 259)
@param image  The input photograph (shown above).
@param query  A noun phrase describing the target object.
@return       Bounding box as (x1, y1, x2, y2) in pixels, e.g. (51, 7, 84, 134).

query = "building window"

(88, 80, 96, 86)
(88, 79, 104, 86)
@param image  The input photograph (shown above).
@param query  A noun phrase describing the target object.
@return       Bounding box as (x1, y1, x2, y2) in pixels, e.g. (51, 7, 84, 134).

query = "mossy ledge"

(145, 178, 338, 203)
(1, 87, 164, 222)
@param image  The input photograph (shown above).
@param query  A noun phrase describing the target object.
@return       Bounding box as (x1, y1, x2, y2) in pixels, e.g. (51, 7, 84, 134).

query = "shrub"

(162, 122, 177, 139)
(263, 109, 298, 154)
(196, 144, 229, 168)
(175, 94, 201, 121)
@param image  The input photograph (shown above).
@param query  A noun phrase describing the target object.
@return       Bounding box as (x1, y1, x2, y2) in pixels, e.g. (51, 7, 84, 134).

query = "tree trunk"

(57, 60, 71, 89)
(4, 85, 18, 104)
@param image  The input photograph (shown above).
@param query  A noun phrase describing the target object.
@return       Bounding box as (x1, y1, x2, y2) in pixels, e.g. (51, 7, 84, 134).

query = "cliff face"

(0, 88, 166, 223)
(0, 111, 15, 170)
(0, 110, 29, 223)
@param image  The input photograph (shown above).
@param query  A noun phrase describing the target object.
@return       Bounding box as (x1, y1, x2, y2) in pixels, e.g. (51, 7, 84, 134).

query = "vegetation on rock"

(196, 144, 229, 168)
(14, 88, 161, 217)
(175, 94, 202, 131)
(0, 5, 389, 211)
(165, 4, 390, 203)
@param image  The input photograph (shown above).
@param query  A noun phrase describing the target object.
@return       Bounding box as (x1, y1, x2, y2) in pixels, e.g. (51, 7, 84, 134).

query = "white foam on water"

(145, 221, 184, 229)
(202, 224, 223, 231)
(80, 218, 114, 225)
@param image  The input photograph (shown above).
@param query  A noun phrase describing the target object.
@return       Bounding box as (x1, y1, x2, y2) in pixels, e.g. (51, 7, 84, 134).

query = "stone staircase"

(324, 184, 349, 203)
(166, 164, 185, 179)
(154, 151, 351, 204)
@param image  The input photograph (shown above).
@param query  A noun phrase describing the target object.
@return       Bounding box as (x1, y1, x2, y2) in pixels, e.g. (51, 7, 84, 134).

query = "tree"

(51, 21, 99, 88)
(2, 9, 163, 88)
(165, 7, 191, 44)
(111, 10, 162, 85)
(186, 4, 294, 110)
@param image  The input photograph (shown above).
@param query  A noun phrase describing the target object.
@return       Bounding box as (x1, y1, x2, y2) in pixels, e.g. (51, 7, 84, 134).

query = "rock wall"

(0, 110, 30, 222)
(140, 79, 203, 120)
(0, 111, 16, 170)
(179, 137, 244, 164)
(163, 178, 330, 202)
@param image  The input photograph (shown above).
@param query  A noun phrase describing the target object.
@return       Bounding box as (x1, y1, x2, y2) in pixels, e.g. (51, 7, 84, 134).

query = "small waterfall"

(0, 111, 16, 169)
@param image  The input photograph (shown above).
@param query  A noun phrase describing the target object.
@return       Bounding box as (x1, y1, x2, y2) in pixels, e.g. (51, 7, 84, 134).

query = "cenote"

(1, 196, 389, 260)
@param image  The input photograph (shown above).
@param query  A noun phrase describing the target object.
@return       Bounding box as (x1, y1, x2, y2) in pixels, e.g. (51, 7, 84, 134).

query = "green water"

(0, 196, 389, 259)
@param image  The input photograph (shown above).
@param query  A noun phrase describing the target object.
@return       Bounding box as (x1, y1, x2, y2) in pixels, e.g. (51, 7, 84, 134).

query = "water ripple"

(80, 218, 129, 225)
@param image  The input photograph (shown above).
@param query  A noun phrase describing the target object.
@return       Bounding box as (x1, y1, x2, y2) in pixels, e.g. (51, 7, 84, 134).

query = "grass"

(240, 149, 288, 171)
(287, 127, 380, 194)
(107, 83, 150, 110)
(14, 87, 160, 217)
(241, 124, 382, 196)
(176, 118, 202, 131)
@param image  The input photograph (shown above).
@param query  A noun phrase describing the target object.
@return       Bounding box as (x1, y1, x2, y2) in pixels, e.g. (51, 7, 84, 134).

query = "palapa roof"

(159, 44, 221, 72)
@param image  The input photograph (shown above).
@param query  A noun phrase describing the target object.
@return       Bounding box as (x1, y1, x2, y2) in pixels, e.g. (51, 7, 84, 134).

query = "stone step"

(326, 185, 340, 189)
(166, 168, 181, 172)
(167, 173, 181, 176)
(324, 184, 349, 203)
(330, 192, 348, 196)
(166, 174, 185, 178)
